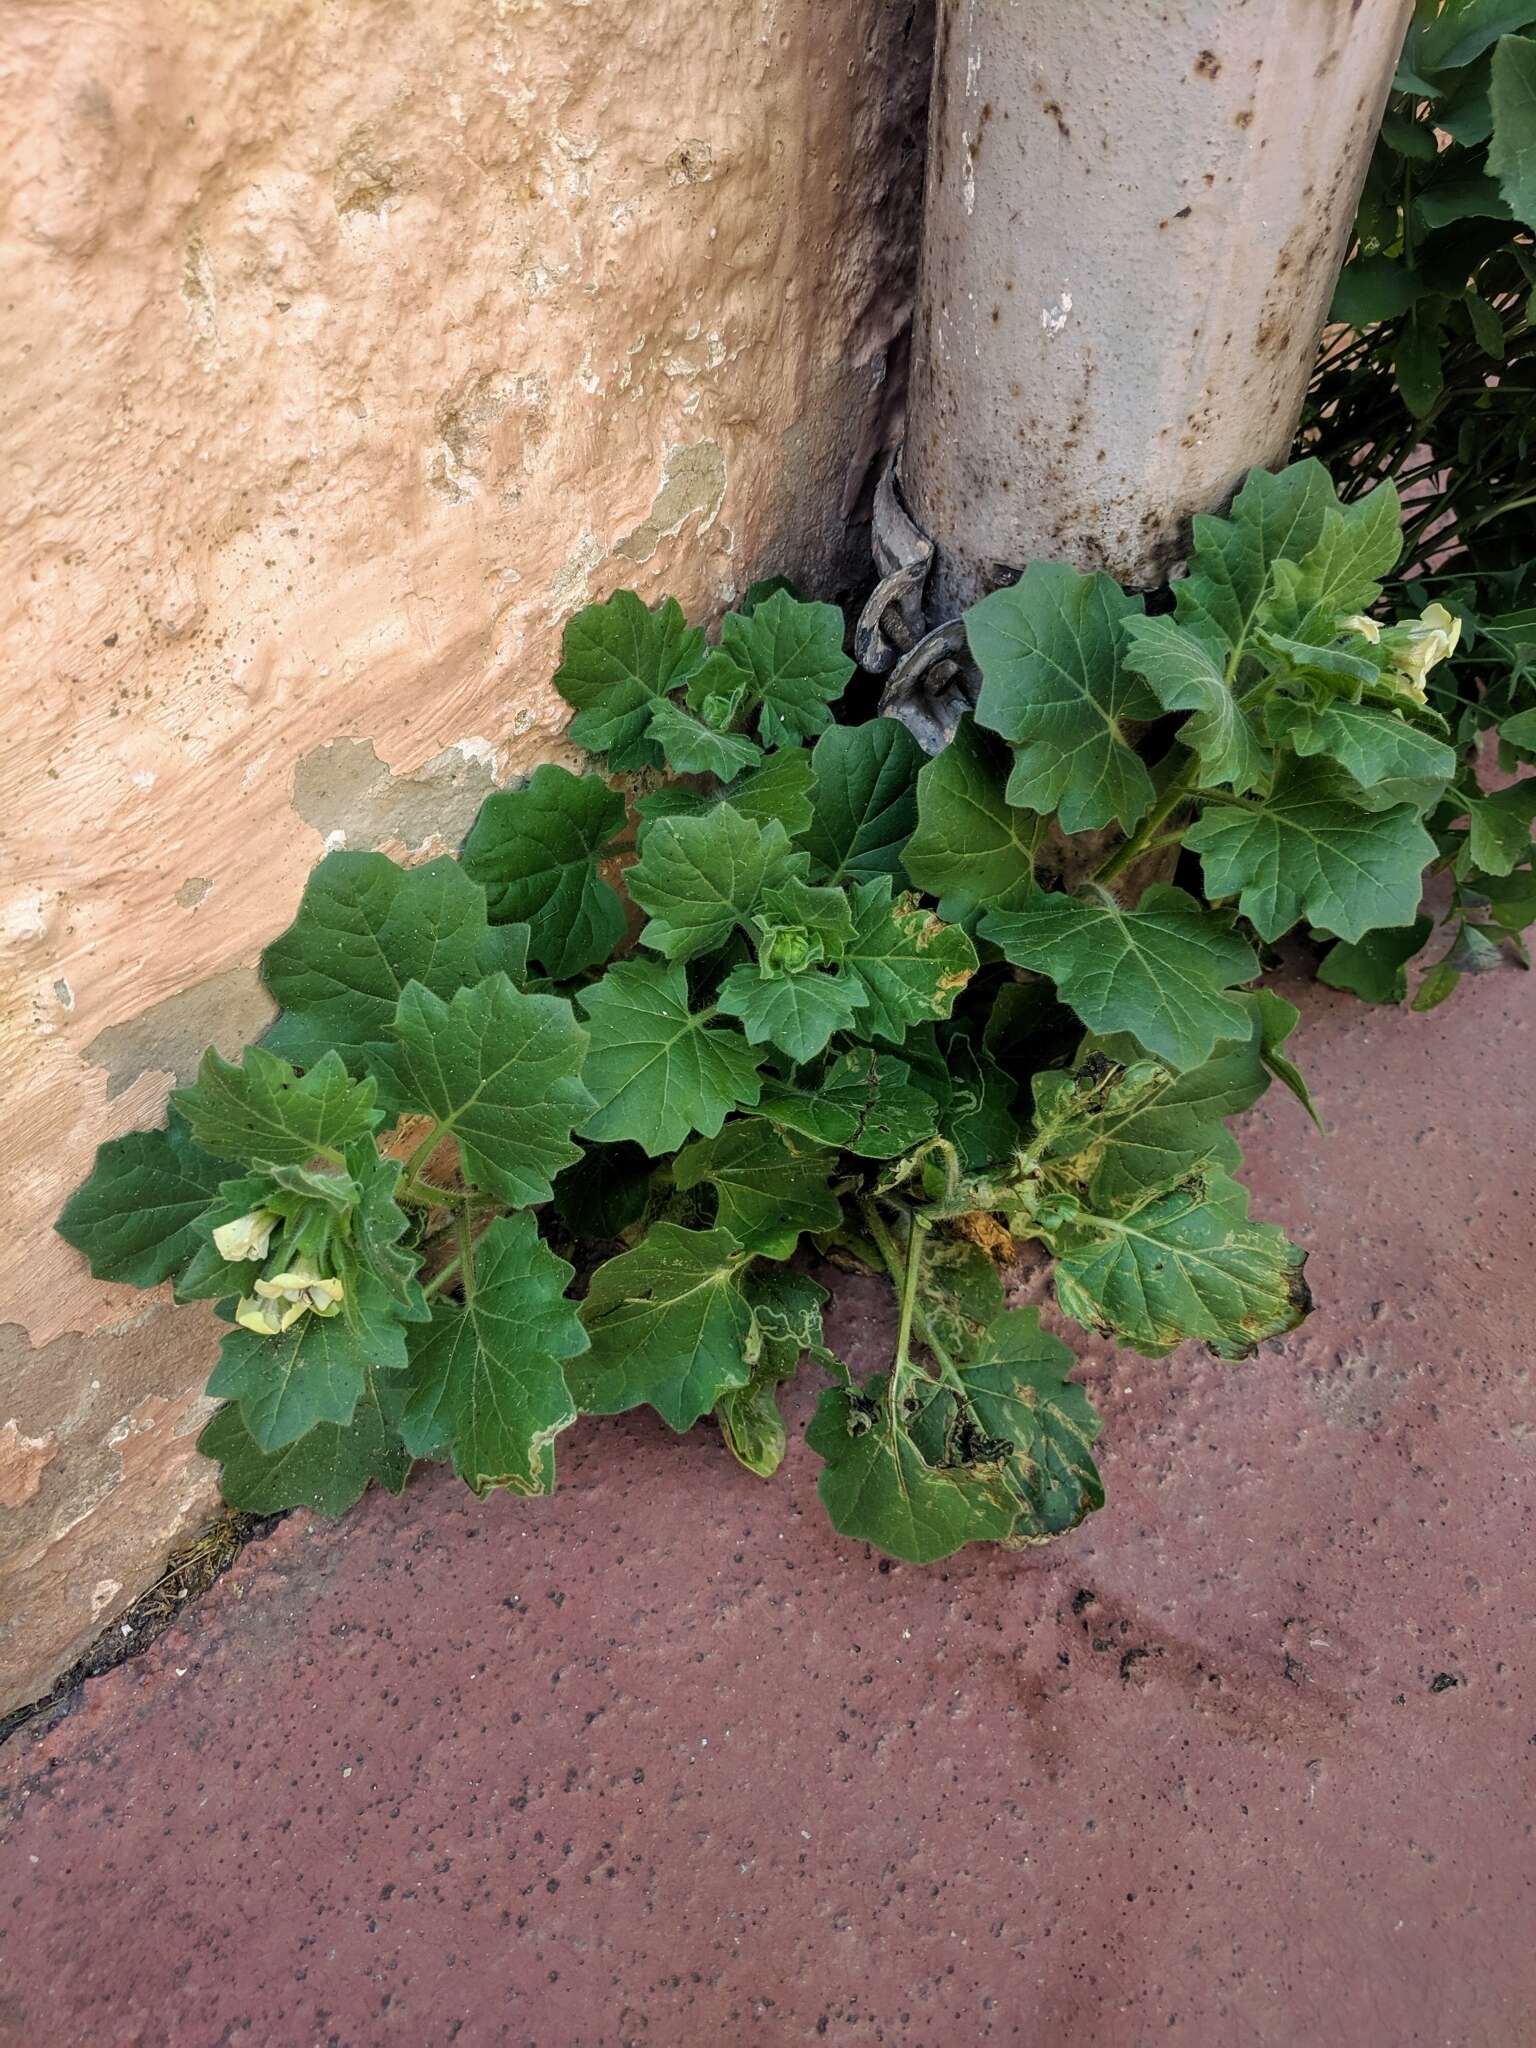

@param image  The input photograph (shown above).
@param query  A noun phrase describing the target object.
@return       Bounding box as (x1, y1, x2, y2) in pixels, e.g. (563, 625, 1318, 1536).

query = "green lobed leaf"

(1253, 987, 1322, 1129)
(1264, 484, 1403, 642)
(982, 884, 1257, 1071)
(1498, 705, 1536, 750)
(1185, 757, 1436, 940)
(718, 749, 817, 834)
(399, 1213, 586, 1496)
(1330, 254, 1425, 326)
(840, 879, 978, 1044)
(349, 1142, 423, 1305)
(717, 959, 865, 1064)
(1318, 917, 1435, 1004)
(702, 591, 855, 749)
(1269, 698, 1457, 814)
(381, 975, 593, 1207)
(1413, 957, 1463, 1010)
(628, 803, 804, 961)
(971, 561, 1157, 832)
(207, 1268, 412, 1451)
(1466, 778, 1536, 873)
(901, 1026, 1019, 1172)
(922, 1237, 1007, 1360)
(935, 1309, 1104, 1540)
(674, 1117, 842, 1259)
(1489, 35, 1536, 225)
(1045, 1168, 1311, 1361)
(633, 751, 818, 834)
(553, 590, 707, 769)
(1417, 0, 1536, 72)
(570, 1222, 754, 1431)
(262, 852, 496, 1081)
(171, 1047, 380, 1170)
(716, 1268, 830, 1478)
(1173, 460, 1340, 663)
(459, 765, 627, 980)
(1120, 615, 1271, 793)
(902, 717, 1042, 927)
(756, 1048, 940, 1159)
(1392, 308, 1448, 416)
(799, 718, 924, 883)
(576, 957, 766, 1155)
(57, 1117, 230, 1288)
(198, 1374, 411, 1517)
(807, 1378, 1021, 1563)
(647, 697, 765, 780)
(1036, 995, 1280, 1196)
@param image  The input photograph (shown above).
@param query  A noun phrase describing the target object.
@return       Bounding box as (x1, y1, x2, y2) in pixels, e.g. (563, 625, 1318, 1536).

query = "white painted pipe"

(902, 0, 1413, 614)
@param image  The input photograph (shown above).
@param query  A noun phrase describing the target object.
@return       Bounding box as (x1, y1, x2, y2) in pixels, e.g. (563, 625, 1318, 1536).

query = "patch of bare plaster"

(180, 227, 217, 341)
(333, 124, 410, 218)
(0, 1421, 58, 1509)
(666, 138, 716, 185)
(83, 966, 276, 1100)
(613, 441, 727, 565)
(551, 529, 604, 610)
(175, 876, 212, 910)
(290, 738, 499, 854)
(428, 370, 549, 502)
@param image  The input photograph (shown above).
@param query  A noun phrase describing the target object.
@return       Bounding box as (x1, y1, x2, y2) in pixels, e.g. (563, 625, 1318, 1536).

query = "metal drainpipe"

(867, 0, 1412, 748)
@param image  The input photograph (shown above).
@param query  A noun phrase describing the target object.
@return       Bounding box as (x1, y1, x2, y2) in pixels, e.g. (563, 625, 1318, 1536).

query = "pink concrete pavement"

(1, 962, 1532, 2047)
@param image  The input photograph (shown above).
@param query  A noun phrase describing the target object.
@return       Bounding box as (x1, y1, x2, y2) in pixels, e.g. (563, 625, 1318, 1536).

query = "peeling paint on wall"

(613, 442, 728, 565)
(290, 738, 502, 853)
(82, 968, 278, 1100)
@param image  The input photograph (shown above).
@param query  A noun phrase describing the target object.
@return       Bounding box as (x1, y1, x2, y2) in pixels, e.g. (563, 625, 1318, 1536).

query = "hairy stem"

(397, 1177, 471, 1210)
(422, 1255, 463, 1301)
(402, 1121, 449, 1185)
(1091, 755, 1200, 886)
(893, 1206, 924, 1382)
(857, 1198, 965, 1393)
(455, 1209, 477, 1304)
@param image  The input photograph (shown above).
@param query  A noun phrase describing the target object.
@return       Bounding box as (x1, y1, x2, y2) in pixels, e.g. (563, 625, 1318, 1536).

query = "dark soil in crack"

(0, 1509, 287, 1749)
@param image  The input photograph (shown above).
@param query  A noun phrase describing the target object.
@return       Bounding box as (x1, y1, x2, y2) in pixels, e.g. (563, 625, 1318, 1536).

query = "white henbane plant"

(61, 468, 1459, 1561)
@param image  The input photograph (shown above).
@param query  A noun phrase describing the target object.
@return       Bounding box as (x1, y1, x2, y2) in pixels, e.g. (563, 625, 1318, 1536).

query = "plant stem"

(397, 1177, 470, 1210)
(403, 1121, 449, 1184)
(455, 1209, 477, 1303)
(857, 1198, 966, 1393)
(1091, 755, 1200, 886)
(422, 1255, 462, 1300)
(893, 1206, 924, 1381)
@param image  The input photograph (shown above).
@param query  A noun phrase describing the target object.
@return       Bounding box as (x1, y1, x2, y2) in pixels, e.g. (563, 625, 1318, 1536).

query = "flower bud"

(212, 1208, 279, 1263)
(1338, 613, 1381, 645)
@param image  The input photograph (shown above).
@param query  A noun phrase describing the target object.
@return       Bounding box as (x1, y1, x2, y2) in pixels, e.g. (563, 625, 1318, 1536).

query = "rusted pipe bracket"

(855, 456, 934, 675)
(858, 453, 977, 754)
(878, 618, 973, 755)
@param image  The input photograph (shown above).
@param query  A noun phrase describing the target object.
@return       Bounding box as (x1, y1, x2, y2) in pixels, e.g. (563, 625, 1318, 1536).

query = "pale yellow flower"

(212, 1208, 279, 1263)
(234, 1292, 307, 1336)
(255, 1258, 346, 1317)
(1381, 602, 1461, 701)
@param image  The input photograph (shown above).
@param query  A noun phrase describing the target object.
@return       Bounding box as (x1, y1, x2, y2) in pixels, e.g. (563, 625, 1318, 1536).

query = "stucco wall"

(0, 0, 931, 1711)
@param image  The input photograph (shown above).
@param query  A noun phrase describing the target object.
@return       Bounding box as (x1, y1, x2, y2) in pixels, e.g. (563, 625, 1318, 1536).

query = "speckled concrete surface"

(1, 963, 1532, 2048)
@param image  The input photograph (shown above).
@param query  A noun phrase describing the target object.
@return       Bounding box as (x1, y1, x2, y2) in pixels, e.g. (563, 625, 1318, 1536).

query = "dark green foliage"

(65, 514, 1451, 1561)
(1298, 10, 1536, 997)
